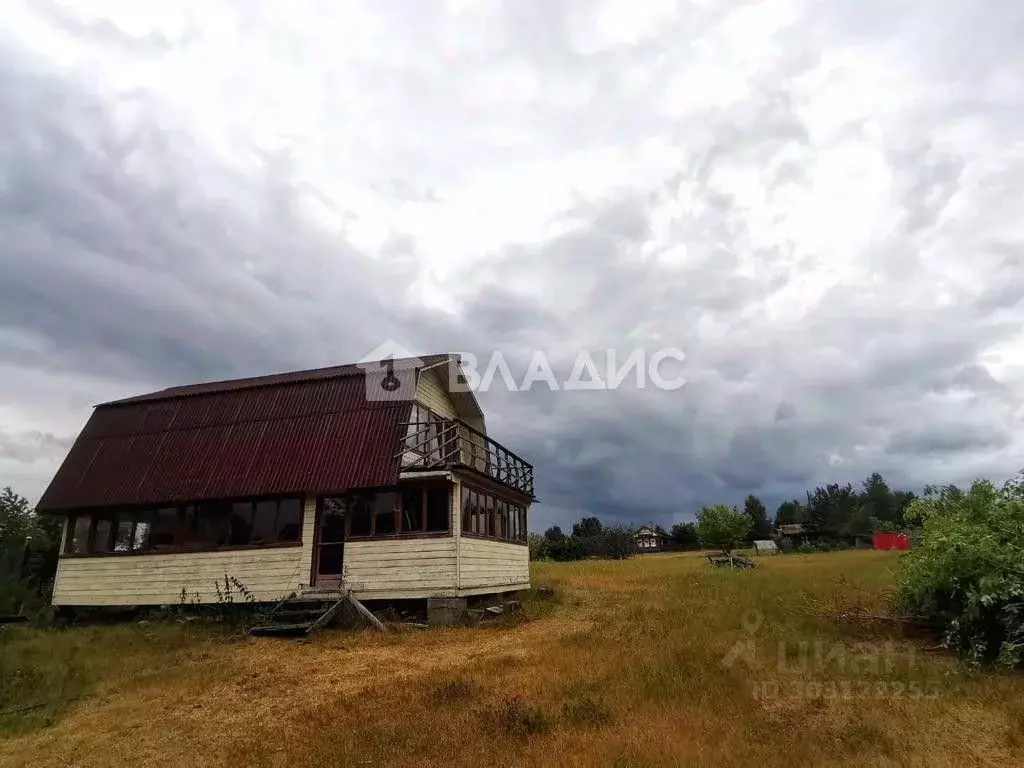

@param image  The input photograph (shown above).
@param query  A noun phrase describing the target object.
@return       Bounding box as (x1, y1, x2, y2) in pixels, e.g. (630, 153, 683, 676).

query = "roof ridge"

(98, 353, 454, 407)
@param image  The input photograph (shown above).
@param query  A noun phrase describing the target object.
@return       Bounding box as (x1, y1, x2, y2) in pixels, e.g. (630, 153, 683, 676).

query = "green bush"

(896, 474, 1024, 666)
(696, 504, 752, 554)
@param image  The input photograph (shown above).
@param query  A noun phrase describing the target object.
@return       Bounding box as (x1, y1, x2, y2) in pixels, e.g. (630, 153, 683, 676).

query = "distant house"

(634, 525, 666, 553)
(774, 523, 808, 548)
(35, 354, 535, 610)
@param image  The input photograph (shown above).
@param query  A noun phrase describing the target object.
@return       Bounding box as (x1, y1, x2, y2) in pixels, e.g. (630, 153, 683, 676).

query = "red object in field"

(872, 532, 910, 550)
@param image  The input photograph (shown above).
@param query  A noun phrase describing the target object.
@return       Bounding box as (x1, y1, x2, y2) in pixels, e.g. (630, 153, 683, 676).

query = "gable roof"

(100, 354, 452, 406)
(37, 355, 452, 512)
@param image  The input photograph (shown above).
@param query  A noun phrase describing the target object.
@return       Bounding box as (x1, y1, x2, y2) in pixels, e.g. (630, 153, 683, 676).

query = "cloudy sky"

(2, 0, 1023, 530)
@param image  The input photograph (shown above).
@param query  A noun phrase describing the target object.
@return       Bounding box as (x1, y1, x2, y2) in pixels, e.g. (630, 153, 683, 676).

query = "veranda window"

(459, 486, 528, 544)
(63, 496, 303, 556)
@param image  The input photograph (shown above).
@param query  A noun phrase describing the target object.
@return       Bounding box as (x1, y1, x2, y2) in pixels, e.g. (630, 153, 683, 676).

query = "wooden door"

(313, 497, 346, 588)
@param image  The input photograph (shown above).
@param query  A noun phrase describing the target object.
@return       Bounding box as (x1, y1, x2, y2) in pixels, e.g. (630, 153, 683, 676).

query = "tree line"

(0, 486, 62, 613)
(674, 471, 919, 549)
(532, 471, 922, 560)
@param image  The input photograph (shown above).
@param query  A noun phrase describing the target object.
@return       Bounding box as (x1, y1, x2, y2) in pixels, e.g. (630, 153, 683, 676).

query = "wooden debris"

(346, 592, 387, 632)
(706, 553, 757, 568)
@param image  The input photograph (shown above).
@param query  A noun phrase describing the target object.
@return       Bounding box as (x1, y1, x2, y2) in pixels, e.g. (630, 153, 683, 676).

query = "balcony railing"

(398, 413, 535, 498)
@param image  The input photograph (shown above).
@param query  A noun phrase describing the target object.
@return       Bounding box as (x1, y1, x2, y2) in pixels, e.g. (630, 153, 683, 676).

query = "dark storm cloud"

(2, 0, 1024, 528)
(0, 48, 434, 393)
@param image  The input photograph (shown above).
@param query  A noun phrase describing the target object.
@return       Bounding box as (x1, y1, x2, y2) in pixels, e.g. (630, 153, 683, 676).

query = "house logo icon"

(357, 341, 422, 402)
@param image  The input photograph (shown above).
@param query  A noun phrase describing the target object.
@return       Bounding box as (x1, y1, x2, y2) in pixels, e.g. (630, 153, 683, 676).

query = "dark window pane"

(402, 488, 423, 533)
(228, 502, 253, 545)
(485, 495, 495, 537)
(467, 491, 477, 534)
(349, 495, 372, 537)
(426, 487, 449, 531)
(251, 500, 279, 544)
(373, 491, 398, 535)
(190, 502, 230, 547)
(114, 514, 135, 552)
(476, 492, 486, 535)
(133, 513, 152, 550)
(151, 507, 180, 550)
(180, 505, 199, 546)
(461, 488, 471, 532)
(92, 518, 114, 553)
(68, 516, 91, 554)
(318, 543, 343, 575)
(321, 497, 346, 543)
(276, 498, 301, 542)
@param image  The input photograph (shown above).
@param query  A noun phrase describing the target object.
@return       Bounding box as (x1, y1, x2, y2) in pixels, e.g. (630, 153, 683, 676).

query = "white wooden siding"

(417, 369, 457, 417)
(457, 536, 530, 591)
(51, 498, 317, 607)
(343, 538, 458, 599)
(343, 479, 461, 599)
(51, 479, 529, 605)
(415, 367, 488, 471)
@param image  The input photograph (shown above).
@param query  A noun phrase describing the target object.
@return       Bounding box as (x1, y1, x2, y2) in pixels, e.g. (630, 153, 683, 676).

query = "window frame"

(342, 483, 452, 540)
(458, 483, 529, 546)
(60, 494, 305, 558)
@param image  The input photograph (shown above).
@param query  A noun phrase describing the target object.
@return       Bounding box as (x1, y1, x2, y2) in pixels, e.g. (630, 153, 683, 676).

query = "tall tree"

(669, 522, 699, 550)
(774, 499, 804, 526)
(892, 490, 917, 529)
(696, 505, 752, 554)
(572, 517, 603, 539)
(805, 483, 859, 540)
(543, 525, 565, 543)
(743, 495, 771, 540)
(859, 472, 896, 531)
(0, 487, 35, 549)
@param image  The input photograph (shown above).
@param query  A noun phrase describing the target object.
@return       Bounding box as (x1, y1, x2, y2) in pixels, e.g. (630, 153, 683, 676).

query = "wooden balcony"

(398, 413, 535, 498)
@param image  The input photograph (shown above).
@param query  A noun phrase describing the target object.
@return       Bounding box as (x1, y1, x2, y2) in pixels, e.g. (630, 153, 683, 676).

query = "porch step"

(247, 590, 386, 637)
(249, 622, 314, 638)
(271, 609, 330, 622)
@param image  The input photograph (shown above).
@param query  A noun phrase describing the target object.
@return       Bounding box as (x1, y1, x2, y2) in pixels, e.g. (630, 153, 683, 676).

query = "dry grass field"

(1, 550, 1022, 767)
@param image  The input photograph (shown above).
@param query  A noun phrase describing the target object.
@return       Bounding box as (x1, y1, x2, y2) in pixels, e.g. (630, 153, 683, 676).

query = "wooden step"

(249, 622, 313, 637)
(271, 609, 328, 622)
(248, 591, 386, 638)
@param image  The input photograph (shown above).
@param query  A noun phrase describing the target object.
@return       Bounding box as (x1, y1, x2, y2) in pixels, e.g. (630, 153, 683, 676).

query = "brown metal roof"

(37, 358, 451, 512)
(100, 354, 452, 406)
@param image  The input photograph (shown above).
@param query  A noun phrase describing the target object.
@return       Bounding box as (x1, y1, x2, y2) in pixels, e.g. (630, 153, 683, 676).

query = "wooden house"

(36, 354, 535, 610)
(634, 524, 666, 553)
